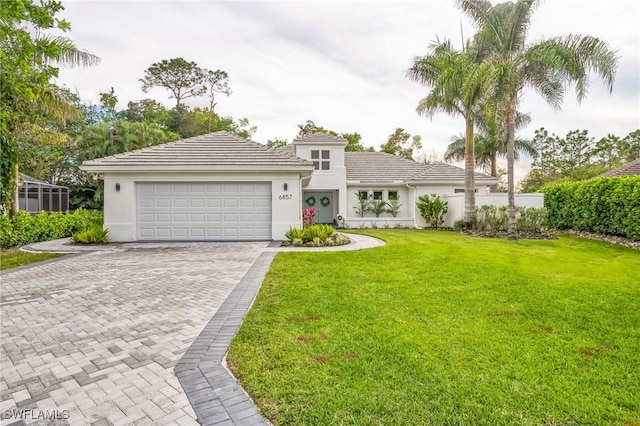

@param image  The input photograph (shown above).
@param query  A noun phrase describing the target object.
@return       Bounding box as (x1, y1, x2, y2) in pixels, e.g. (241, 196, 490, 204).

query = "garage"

(80, 132, 314, 242)
(136, 182, 271, 241)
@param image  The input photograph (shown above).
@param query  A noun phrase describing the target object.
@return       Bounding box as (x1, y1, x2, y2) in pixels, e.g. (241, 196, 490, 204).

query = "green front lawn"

(0, 249, 64, 271)
(228, 230, 640, 425)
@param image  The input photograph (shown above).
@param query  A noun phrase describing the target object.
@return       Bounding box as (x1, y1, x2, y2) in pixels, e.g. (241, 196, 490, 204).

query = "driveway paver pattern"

(1, 242, 267, 426)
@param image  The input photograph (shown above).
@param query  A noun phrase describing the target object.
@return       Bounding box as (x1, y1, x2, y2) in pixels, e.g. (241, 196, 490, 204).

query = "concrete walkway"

(1, 234, 384, 425)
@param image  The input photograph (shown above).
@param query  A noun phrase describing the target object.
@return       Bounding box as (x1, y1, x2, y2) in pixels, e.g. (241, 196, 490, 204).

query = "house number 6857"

(279, 194, 293, 200)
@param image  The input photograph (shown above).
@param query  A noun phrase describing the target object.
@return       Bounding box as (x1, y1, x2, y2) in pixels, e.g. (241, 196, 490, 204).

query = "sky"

(55, 0, 640, 183)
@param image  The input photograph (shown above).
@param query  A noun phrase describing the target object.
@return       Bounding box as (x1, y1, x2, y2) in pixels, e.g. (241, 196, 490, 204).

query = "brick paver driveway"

(0, 242, 267, 425)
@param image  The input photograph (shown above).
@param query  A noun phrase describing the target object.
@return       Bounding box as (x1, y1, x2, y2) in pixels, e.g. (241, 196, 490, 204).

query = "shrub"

(386, 198, 403, 217)
(353, 192, 372, 217)
(371, 200, 389, 217)
(417, 194, 448, 229)
(544, 176, 640, 241)
(285, 227, 305, 241)
(475, 205, 508, 231)
(283, 224, 348, 247)
(0, 209, 104, 249)
(72, 227, 109, 244)
(303, 208, 315, 227)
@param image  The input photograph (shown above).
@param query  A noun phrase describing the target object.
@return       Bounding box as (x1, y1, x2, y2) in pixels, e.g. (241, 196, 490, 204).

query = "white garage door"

(136, 182, 272, 241)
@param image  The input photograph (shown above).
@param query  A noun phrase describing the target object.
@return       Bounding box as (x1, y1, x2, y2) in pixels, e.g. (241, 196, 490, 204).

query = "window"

(373, 191, 383, 200)
(388, 191, 398, 201)
(358, 190, 369, 200)
(311, 150, 330, 170)
(454, 188, 478, 193)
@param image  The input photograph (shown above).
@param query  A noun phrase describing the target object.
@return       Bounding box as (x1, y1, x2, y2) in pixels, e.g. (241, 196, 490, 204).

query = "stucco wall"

(442, 193, 545, 227)
(101, 171, 305, 242)
(294, 144, 347, 218)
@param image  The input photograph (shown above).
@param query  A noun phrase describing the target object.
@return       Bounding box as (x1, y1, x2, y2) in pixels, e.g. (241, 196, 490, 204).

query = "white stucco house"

(81, 131, 502, 242)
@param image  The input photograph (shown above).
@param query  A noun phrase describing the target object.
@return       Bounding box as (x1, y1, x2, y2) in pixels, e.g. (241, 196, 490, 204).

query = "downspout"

(405, 183, 419, 229)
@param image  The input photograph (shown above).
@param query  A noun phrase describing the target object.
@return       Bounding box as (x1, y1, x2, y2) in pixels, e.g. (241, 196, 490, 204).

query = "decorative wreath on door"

(305, 196, 316, 206)
(320, 196, 331, 207)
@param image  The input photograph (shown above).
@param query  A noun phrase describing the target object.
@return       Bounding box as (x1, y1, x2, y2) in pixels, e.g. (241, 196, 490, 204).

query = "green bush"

(417, 194, 448, 229)
(544, 176, 640, 241)
(0, 209, 104, 249)
(284, 224, 347, 247)
(72, 227, 109, 244)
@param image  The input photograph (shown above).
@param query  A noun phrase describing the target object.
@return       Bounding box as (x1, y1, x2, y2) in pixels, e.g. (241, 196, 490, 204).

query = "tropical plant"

(417, 194, 449, 229)
(457, 0, 618, 236)
(1, 0, 99, 213)
(285, 227, 304, 241)
(353, 192, 372, 217)
(302, 208, 315, 227)
(72, 227, 109, 244)
(386, 198, 403, 217)
(370, 199, 389, 217)
(406, 38, 494, 227)
(445, 111, 536, 191)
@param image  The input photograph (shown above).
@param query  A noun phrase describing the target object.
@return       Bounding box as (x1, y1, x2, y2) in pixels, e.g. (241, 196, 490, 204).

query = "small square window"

(373, 191, 383, 200)
(311, 150, 319, 159)
(388, 191, 398, 201)
(313, 161, 320, 170)
(321, 161, 330, 170)
(358, 191, 369, 200)
(321, 150, 330, 159)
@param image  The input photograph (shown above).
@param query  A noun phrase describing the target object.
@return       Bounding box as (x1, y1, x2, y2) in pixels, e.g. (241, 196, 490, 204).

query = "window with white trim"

(311, 150, 330, 170)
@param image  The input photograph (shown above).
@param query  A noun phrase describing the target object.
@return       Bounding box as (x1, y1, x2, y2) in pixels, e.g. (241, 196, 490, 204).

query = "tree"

(0, 0, 99, 214)
(140, 58, 206, 107)
(445, 110, 536, 191)
(380, 128, 423, 160)
(406, 38, 494, 227)
(203, 69, 231, 132)
(266, 138, 288, 149)
(119, 98, 169, 124)
(296, 120, 373, 152)
(458, 0, 618, 236)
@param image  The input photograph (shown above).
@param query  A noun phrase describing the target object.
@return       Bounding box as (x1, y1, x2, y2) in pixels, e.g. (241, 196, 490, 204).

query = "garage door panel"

(156, 213, 171, 222)
(137, 182, 271, 241)
(173, 198, 188, 208)
(190, 198, 205, 208)
(190, 213, 205, 222)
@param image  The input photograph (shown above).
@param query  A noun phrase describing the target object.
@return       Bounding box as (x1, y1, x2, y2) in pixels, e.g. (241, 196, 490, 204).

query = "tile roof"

(345, 152, 497, 184)
(292, 133, 348, 144)
(597, 159, 640, 177)
(81, 132, 314, 171)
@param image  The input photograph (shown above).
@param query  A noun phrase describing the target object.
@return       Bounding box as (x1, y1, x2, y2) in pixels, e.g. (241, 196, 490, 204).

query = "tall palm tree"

(457, 0, 618, 236)
(445, 110, 537, 190)
(406, 39, 494, 227)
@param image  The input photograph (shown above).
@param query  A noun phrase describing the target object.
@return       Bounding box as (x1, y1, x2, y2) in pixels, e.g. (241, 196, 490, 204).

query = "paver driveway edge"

(174, 252, 275, 426)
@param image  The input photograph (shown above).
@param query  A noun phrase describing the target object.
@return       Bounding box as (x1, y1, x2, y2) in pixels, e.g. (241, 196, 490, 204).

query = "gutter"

(405, 183, 419, 229)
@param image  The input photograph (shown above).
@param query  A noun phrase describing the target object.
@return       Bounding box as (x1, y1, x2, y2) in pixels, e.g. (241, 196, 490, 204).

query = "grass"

(0, 248, 64, 271)
(228, 230, 640, 425)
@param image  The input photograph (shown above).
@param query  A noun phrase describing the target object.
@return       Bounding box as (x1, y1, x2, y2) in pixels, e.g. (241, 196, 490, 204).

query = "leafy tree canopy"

(380, 128, 423, 160)
(140, 58, 207, 107)
(0, 0, 98, 212)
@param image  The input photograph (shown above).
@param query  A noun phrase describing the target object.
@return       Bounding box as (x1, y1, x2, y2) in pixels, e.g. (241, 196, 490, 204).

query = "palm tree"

(406, 39, 494, 227)
(457, 0, 618, 236)
(445, 111, 537, 191)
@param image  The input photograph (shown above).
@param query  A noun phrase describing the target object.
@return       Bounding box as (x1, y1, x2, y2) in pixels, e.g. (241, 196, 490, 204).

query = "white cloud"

(56, 0, 640, 184)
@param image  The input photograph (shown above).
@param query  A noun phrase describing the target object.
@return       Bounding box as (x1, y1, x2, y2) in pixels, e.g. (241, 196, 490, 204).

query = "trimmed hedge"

(544, 176, 640, 241)
(0, 209, 104, 249)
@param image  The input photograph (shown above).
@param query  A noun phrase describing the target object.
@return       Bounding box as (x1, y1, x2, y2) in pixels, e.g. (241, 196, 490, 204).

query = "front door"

(303, 192, 333, 224)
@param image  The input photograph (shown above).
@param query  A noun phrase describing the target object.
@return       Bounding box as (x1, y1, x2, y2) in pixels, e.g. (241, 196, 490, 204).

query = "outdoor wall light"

(115, 183, 120, 192)
(284, 183, 288, 191)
